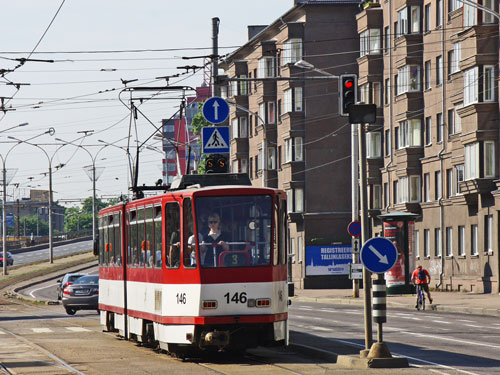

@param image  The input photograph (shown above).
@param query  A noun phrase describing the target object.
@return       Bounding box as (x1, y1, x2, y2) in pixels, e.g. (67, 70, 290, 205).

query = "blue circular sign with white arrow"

(360, 237, 398, 274)
(202, 97, 230, 124)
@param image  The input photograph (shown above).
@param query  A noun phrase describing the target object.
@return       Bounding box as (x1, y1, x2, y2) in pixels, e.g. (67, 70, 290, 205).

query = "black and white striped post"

(373, 274, 386, 342)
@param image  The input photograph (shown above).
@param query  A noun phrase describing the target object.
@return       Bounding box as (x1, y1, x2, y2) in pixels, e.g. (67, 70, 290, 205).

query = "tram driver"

(201, 212, 230, 267)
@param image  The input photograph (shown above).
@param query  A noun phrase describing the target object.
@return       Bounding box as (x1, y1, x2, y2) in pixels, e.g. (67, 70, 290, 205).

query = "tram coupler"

(201, 330, 230, 347)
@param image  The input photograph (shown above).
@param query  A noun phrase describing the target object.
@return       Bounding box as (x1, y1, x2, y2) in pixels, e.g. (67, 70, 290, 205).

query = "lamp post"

(55, 137, 108, 246)
(8, 132, 63, 264)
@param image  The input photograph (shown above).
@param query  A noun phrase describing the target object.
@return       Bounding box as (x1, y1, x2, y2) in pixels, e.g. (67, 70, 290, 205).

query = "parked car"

(0, 252, 14, 267)
(57, 273, 87, 301)
(62, 274, 99, 315)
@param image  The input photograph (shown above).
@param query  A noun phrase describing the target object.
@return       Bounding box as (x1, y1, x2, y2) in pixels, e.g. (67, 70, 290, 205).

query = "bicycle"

(415, 283, 426, 311)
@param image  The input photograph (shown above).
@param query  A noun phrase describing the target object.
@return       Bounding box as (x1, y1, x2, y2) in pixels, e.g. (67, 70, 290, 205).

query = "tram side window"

(98, 217, 104, 265)
(137, 208, 145, 267)
(280, 199, 287, 265)
(103, 225, 109, 265)
(183, 198, 196, 268)
(145, 207, 153, 268)
(128, 210, 138, 266)
(166, 202, 180, 269)
(114, 213, 121, 266)
(154, 206, 162, 268)
(273, 203, 279, 266)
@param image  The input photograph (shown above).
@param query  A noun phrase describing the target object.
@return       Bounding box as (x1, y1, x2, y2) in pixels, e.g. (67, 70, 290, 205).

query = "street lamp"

(55, 137, 108, 246)
(0, 122, 29, 135)
(8, 132, 63, 264)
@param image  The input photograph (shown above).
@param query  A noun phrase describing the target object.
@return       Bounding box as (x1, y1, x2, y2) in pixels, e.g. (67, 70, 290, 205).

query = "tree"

(81, 196, 107, 214)
(191, 101, 212, 174)
(16, 215, 49, 236)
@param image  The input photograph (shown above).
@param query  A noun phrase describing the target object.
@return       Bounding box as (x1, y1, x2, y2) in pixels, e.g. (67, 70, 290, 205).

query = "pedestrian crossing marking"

(204, 128, 229, 150)
(32, 328, 53, 333)
(65, 327, 90, 332)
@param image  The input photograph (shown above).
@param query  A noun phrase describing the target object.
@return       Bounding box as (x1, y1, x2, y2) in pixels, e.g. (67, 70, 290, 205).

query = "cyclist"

(411, 265, 433, 306)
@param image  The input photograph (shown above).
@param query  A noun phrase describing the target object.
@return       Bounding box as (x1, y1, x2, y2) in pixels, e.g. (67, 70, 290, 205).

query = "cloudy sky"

(0, 0, 292, 206)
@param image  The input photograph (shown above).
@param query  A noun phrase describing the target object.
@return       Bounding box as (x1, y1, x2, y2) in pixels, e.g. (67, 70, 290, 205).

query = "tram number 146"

(224, 292, 247, 304)
(176, 293, 187, 304)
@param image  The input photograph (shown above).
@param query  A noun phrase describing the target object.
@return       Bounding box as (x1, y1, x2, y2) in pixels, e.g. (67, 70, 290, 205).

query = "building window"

(397, 8, 408, 36)
(410, 6, 420, 33)
(258, 148, 263, 171)
(424, 229, 430, 257)
(425, 116, 431, 145)
(435, 170, 442, 199)
(484, 65, 495, 102)
(295, 137, 303, 161)
(258, 103, 265, 125)
(424, 173, 430, 202)
(231, 117, 239, 139)
(289, 236, 296, 263)
(458, 225, 465, 256)
(239, 75, 248, 95)
(370, 184, 382, 209)
(436, 55, 443, 85)
(448, 109, 455, 136)
(295, 188, 304, 213)
(384, 182, 389, 207)
(385, 129, 391, 156)
(436, 0, 443, 26)
(455, 164, 464, 195)
(410, 175, 421, 202)
(258, 57, 275, 78)
(396, 176, 420, 203)
(360, 84, 370, 104)
(484, 141, 495, 178)
(393, 180, 398, 204)
(424, 60, 431, 90)
(485, 215, 493, 253)
(373, 82, 382, 107)
(298, 236, 304, 263)
(286, 190, 293, 213)
(294, 87, 303, 111)
(435, 228, 442, 257)
(465, 142, 480, 180)
(446, 168, 453, 198)
(385, 78, 391, 105)
(360, 29, 381, 57)
(284, 88, 303, 113)
(284, 137, 303, 162)
(471, 224, 478, 255)
(384, 26, 390, 52)
(448, 42, 461, 75)
(366, 132, 382, 158)
(415, 230, 420, 258)
(424, 4, 431, 32)
(397, 65, 421, 95)
(437, 113, 443, 143)
(249, 157, 253, 179)
(283, 38, 302, 64)
(449, 0, 463, 12)
(240, 117, 248, 138)
(483, 0, 495, 23)
(455, 106, 462, 133)
(398, 119, 422, 148)
(241, 159, 248, 173)
(446, 227, 453, 257)
(464, 67, 479, 105)
(268, 102, 276, 124)
(267, 147, 276, 170)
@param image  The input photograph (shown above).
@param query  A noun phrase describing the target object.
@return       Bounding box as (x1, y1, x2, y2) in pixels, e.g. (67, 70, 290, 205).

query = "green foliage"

(190, 101, 213, 175)
(16, 215, 49, 236)
(65, 213, 92, 232)
(81, 197, 107, 214)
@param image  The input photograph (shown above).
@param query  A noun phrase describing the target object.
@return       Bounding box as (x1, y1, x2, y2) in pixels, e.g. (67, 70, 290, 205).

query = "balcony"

(230, 138, 249, 157)
(282, 161, 305, 182)
(459, 179, 496, 195)
(457, 102, 499, 134)
(356, 5, 383, 31)
(393, 147, 424, 171)
(357, 55, 383, 82)
(367, 157, 383, 183)
(394, 92, 424, 117)
(394, 34, 423, 68)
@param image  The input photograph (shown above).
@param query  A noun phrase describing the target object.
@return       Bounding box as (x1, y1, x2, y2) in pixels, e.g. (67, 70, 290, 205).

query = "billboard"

(305, 245, 352, 276)
(30, 190, 50, 202)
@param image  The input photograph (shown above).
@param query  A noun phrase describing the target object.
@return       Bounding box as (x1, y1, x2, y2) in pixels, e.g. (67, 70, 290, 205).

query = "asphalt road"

(289, 301, 500, 375)
(18, 275, 500, 374)
(11, 240, 93, 266)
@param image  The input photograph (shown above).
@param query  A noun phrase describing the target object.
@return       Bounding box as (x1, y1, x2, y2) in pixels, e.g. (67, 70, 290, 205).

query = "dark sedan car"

(0, 251, 14, 267)
(57, 273, 87, 300)
(62, 274, 99, 315)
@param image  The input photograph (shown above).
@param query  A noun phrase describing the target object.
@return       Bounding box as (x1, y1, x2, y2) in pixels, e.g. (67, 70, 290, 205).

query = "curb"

(336, 354, 409, 369)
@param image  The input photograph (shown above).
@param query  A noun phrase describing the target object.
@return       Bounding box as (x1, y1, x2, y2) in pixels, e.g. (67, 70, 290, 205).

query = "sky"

(0, 0, 292, 207)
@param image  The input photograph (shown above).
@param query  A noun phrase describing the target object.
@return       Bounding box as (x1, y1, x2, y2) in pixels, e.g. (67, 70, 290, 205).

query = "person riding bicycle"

(411, 265, 433, 306)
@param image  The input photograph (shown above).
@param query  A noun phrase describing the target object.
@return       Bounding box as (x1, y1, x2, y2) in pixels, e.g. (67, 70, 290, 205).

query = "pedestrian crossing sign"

(202, 126, 230, 154)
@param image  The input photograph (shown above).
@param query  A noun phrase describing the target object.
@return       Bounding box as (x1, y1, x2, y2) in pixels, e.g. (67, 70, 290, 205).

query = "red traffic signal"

(339, 74, 357, 117)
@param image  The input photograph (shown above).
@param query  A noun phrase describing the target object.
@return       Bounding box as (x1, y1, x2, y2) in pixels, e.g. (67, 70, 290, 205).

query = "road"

(289, 301, 500, 375)
(14, 277, 499, 374)
(10, 240, 92, 267)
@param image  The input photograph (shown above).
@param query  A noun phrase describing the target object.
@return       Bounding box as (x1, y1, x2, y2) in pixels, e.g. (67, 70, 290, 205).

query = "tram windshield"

(194, 195, 273, 268)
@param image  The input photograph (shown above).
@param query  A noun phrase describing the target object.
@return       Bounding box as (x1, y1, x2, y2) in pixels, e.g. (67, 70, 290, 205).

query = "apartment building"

(357, 0, 499, 293)
(221, 0, 360, 289)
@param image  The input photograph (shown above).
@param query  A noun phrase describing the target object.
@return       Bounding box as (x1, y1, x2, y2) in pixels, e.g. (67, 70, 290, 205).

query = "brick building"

(356, 0, 499, 292)
(221, 0, 360, 289)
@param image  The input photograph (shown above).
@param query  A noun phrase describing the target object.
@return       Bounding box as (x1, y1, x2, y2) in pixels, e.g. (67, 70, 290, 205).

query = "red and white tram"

(97, 174, 289, 354)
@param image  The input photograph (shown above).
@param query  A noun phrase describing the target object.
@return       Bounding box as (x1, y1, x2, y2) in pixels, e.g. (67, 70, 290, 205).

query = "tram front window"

(194, 195, 273, 268)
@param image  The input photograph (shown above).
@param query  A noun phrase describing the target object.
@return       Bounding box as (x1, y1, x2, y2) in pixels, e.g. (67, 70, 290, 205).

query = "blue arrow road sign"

(202, 127, 230, 154)
(202, 97, 230, 124)
(360, 237, 398, 274)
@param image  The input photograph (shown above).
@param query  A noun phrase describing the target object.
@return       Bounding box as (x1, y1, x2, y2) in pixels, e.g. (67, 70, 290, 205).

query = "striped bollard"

(373, 277, 386, 343)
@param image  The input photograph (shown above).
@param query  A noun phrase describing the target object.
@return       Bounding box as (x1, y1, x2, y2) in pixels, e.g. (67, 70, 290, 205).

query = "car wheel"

(65, 308, 76, 315)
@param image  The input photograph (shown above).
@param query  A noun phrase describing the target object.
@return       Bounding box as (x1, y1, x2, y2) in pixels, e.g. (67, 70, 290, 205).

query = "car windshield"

(74, 275, 99, 285)
(194, 195, 273, 268)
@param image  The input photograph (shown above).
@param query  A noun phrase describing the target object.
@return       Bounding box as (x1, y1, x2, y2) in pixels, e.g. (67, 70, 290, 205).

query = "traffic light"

(205, 154, 228, 173)
(339, 74, 357, 117)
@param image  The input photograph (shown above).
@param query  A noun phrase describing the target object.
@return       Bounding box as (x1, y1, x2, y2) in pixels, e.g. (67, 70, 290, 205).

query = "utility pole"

(212, 17, 220, 97)
(352, 124, 359, 298)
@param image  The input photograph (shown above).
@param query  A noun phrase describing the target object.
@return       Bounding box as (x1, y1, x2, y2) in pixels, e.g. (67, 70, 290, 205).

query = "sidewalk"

(292, 287, 500, 317)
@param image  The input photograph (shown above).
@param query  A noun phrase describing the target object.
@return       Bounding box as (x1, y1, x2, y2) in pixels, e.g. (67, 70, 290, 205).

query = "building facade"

(356, 0, 499, 292)
(222, 0, 360, 289)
